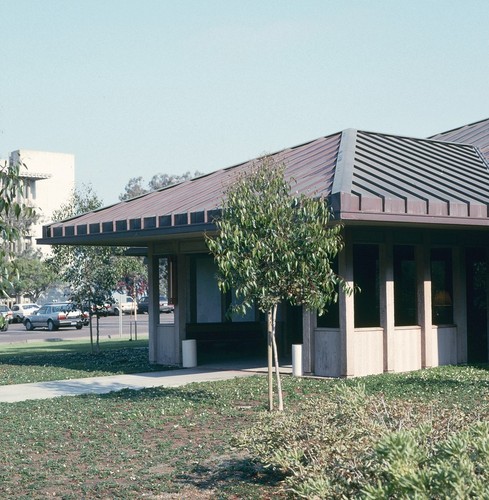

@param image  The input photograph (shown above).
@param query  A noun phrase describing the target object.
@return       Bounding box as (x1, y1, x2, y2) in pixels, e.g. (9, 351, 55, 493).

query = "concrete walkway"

(0, 360, 292, 403)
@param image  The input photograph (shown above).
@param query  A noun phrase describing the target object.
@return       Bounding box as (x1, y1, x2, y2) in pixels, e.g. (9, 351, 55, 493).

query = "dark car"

(137, 296, 149, 314)
(24, 303, 83, 331)
(137, 296, 174, 314)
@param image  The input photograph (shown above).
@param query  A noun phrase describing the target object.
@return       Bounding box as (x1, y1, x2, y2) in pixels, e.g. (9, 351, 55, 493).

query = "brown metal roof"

(39, 121, 489, 247)
(429, 118, 489, 162)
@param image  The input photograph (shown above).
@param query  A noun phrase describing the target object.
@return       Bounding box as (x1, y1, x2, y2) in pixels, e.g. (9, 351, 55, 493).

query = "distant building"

(9, 150, 75, 255)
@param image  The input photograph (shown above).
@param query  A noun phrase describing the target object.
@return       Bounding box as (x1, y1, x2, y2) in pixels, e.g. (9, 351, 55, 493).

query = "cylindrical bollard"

(292, 344, 303, 377)
(182, 339, 197, 368)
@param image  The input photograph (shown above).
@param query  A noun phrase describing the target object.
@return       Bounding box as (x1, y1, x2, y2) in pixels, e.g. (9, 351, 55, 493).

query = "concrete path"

(0, 360, 292, 403)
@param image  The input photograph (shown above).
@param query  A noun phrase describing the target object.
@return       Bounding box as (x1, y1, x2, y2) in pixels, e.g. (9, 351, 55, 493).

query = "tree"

(50, 185, 146, 351)
(0, 160, 35, 328)
(119, 171, 204, 201)
(206, 157, 351, 411)
(9, 249, 57, 302)
(119, 176, 147, 201)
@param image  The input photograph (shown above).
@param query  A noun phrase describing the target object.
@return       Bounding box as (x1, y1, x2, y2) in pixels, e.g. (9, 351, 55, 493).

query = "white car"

(11, 303, 40, 323)
(107, 297, 137, 315)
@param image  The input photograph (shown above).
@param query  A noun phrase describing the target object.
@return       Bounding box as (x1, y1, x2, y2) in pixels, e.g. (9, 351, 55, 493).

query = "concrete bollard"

(292, 344, 303, 377)
(182, 339, 197, 368)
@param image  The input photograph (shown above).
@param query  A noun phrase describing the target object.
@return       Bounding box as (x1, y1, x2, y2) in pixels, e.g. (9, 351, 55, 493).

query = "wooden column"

(418, 238, 433, 368)
(380, 237, 395, 372)
(147, 244, 159, 364)
(338, 230, 355, 377)
(302, 309, 316, 375)
(174, 253, 189, 363)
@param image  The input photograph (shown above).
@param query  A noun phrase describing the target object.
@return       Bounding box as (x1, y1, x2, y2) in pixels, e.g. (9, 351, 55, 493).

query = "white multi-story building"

(8, 149, 75, 255)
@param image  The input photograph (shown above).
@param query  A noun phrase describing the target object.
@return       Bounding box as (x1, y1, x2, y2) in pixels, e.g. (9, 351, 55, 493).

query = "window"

(157, 257, 175, 324)
(431, 248, 453, 325)
(394, 246, 417, 326)
(353, 245, 380, 327)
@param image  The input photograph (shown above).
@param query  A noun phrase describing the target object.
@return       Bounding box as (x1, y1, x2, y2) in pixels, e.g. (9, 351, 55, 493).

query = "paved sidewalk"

(0, 360, 292, 403)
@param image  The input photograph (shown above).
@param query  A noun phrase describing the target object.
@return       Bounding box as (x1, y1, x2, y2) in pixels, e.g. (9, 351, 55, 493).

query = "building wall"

(10, 149, 75, 256)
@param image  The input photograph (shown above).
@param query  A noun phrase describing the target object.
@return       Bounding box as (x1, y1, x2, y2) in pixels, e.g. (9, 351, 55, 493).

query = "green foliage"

(49, 185, 147, 350)
(363, 423, 489, 499)
(206, 156, 349, 315)
(49, 185, 123, 310)
(9, 249, 57, 301)
(0, 161, 35, 297)
(236, 378, 489, 499)
(119, 170, 204, 201)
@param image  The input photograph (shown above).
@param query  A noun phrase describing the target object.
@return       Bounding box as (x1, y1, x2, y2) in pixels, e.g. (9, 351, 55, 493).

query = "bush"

(363, 422, 489, 499)
(235, 383, 489, 499)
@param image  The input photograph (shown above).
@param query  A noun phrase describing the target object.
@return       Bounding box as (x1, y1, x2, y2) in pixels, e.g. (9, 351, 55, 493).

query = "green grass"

(0, 342, 489, 498)
(0, 339, 173, 385)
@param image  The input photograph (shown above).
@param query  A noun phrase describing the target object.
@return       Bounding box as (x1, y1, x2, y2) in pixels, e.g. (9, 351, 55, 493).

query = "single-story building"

(39, 118, 489, 377)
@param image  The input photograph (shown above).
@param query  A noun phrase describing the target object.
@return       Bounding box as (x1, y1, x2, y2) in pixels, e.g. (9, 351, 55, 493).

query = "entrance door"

(466, 248, 488, 363)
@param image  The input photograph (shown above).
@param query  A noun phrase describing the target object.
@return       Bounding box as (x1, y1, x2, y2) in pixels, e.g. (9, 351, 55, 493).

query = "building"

(38, 118, 489, 377)
(9, 149, 75, 255)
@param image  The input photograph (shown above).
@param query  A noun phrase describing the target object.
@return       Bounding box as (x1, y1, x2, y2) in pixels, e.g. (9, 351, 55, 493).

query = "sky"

(1, 0, 488, 205)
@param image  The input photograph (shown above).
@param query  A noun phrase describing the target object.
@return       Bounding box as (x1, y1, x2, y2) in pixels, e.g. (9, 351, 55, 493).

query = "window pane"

(394, 246, 417, 326)
(431, 248, 453, 325)
(353, 245, 380, 327)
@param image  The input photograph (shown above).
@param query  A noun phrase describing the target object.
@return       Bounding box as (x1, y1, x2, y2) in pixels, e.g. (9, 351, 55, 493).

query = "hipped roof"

(39, 118, 489, 247)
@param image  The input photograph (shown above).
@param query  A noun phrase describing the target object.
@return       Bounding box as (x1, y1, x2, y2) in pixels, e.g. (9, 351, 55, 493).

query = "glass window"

(157, 257, 175, 324)
(353, 244, 380, 327)
(431, 248, 453, 325)
(394, 246, 417, 326)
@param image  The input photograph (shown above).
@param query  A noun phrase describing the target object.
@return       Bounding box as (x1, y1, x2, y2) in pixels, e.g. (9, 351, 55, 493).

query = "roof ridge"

(427, 117, 489, 139)
(332, 129, 357, 194)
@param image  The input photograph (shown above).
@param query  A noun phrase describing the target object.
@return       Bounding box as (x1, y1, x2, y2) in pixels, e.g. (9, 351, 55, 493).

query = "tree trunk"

(271, 304, 284, 411)
(88, 299, 94, 354)
(267, 310, 273, 411)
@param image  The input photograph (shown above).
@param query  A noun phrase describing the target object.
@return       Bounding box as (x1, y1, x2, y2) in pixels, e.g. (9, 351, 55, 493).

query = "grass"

(0, 338, 173, 385)
(0, 342, 489, 498)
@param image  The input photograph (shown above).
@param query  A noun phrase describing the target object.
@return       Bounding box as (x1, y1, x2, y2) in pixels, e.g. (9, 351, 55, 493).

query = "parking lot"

(0, 313, 174, 343)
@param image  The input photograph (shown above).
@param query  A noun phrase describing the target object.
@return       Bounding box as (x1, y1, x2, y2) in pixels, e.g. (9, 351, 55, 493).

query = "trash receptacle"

(182, 339, 197, 368)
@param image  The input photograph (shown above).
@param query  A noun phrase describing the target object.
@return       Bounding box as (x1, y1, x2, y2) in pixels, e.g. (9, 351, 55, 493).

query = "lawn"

(0, 338, 172, 385)
(0, 343, 489, 498)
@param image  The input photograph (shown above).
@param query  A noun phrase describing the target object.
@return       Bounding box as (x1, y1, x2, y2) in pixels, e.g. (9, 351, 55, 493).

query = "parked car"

(0, 305, 13, 331)
(107, 296, 137, 315)
(137, 296, 149, 314)
(23, 302, 83, 331)
(159, 296, 174, 313)
(11, 303, 40, 323)
(137, 296, 174, 314)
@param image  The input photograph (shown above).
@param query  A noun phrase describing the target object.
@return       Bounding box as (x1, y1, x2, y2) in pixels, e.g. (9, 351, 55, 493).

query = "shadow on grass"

(178, 456, 285, 493)
(0, 345, 173, 376)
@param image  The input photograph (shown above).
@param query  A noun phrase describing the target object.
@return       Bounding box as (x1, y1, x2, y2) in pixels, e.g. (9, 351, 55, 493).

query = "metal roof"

(428, 117, 489, 162)
(39, 121, 489, 247)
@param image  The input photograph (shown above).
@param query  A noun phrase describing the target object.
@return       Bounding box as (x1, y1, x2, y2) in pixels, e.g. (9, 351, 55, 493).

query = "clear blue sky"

(1, 0, 488, 205)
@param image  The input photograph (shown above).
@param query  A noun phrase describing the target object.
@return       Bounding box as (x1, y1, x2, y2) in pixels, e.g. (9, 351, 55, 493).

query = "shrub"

(235, 383, 489, 499)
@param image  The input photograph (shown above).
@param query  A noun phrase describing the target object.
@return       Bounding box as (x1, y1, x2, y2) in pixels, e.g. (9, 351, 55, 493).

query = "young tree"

(0, 160, 35, 328)
(50, 185, 146, 351)
(206, 157, 351, 411)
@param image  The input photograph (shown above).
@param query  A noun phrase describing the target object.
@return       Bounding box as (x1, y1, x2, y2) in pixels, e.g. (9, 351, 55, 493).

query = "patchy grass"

(0, 342, 172, 385)
(0, 343, 489, 498)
